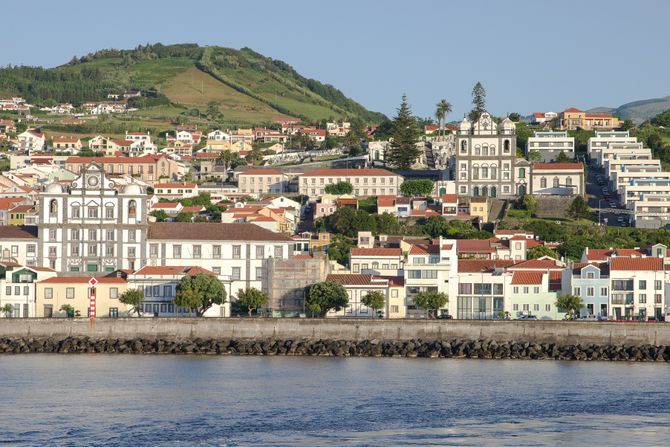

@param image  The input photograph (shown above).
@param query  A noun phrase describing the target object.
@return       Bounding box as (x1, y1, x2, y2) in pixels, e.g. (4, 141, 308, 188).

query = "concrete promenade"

(2, 318, 670, 346)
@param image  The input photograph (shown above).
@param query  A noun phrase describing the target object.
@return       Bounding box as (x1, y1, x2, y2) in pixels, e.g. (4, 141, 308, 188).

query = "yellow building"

(8, 205, 33, 225)
(36, 276, 129, 318)
(470, 196, 490, 223)
(382, 276, 406, 318)
(558, 107, 620, 130)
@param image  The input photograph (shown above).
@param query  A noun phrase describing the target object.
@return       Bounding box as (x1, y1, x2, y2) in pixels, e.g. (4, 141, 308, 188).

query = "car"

(597, 315, 609, 321)
(617, 216, 624, 222)
(517, 314, 538, 321)
(577, 315, 598, 321)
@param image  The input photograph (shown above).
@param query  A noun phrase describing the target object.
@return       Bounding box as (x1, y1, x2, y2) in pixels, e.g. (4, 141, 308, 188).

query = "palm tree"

(555, 294, 585, 320)
(435, 99, 452, 137)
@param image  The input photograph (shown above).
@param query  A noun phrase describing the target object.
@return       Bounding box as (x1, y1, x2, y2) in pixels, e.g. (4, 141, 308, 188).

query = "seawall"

(1, 318, 670, 346)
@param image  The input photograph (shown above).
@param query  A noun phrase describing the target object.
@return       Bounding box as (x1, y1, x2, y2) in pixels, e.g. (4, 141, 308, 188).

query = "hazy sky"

(2, 0, 668, 120)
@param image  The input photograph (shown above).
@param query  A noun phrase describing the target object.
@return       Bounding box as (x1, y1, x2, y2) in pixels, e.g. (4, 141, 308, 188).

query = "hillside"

(587, 95, 670, 123)
(0, 43, 386, 125)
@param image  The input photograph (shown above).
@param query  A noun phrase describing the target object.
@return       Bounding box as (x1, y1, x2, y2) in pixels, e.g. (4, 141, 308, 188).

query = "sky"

(2, 0, 669, 120)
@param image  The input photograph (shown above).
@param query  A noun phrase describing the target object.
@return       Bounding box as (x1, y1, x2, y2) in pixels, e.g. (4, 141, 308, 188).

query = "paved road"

(586, 163, 632, 227)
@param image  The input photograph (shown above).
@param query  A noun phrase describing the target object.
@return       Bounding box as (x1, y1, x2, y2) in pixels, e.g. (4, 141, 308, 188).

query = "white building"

(526, 130, 575, 162)
(17, 130, 45, 153)
(0, 264, 56, 317)
(0, 226, 39, 266)
(298, 168, 403, 199)
(608, 257, 666, 320)
(529, 162, 585, 195)
(588, 131, 638, 162)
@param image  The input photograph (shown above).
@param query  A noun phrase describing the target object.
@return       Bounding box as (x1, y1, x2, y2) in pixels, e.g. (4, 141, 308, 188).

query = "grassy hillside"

(588, 95, 670, 123)
(0, 43, 385, 126)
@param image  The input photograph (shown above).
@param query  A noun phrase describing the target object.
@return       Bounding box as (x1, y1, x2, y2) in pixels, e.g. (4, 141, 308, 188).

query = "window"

(128, 200, 137, 218)
(353, 264, 360, 273)
(49, 199, 58, 216)
(553, 177, 559, 188)
(391, 289, 398, 297)
(256, 267, 263, 280)
(534, 287, 540, 294)
(150, 244, 159, 257)
(274, 245, 283, 258)
(88, 207, 98, 218)
(574, 287, 581, 295)
(232, 267, 241, 280)
(128, 230, 136, 242)
(639, 294, 647, 304)
(639, 280, 647, 290)
(173, 245, 181, 258)
(45, 288, 53, 299)
(513, 304, 519, 311)
(71, 205, 80, 218)
(534, 304, 539, 311)
(504, 140, 510, 152)
(152, 285, 159, 296)
(49, 229, 57, 240)
(519, 168, 526, 179)
(233, 245, 241, 259)
(66, 287, 75, 299)
(88, 229, 97, 241)
(256, 246, 265, 258)
(587, 287, 595, 297)
(655, 294, 663, 304)
(105, 206, 114, 219)
(540, 177, 547, 188)
(523, 287, 529, 294)
(390, 305, 399, 313)
(88, 244, 97, 256)
(5, 286, 10, 295)
(109, 308, 118, 318)
(545, 304, 551, 311)
(71, 229, 80, 240)
(71, 245, 80, 256)
(586, 272, 595, 279)
(106, 230, 114, 241)
(212, 267, 221, 275)
(600, 287, 608, 296)
(128, 247, 136, 258)
(193, 245, 201, 259)
(523, 304, 530, 311)
(110, 288, 118, 299)
(655, 280, 662, 291)
(163, 286, 172, 297)
(513, 286, 519, 294)
(459, 283, 472, 294)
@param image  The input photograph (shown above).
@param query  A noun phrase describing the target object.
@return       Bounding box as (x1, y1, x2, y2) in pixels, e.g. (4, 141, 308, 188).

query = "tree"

(387, 95, 421, 169)
(508, 112, 521, 122)
(236, 288, 268, 317)
(414, 291, 448, 318)
(361, 291, 385, 316)
(324, 181, 353, 195)
(60, 304, 75, 318)
(306, 281, 349, 317)
(217, 150, 235, 171)
(119, 289, 145, 316)
(527, 245, 557, 260)
(423, 215, 448, 238)
(620, 119, 636, 131)
(400, 179, 434, 197)
(555, 150, 571, 162)
(523, 194, 537, 215)
(175, 212, 193, 222)
(326, 234, 354, 265)
(435, 99, 452, 137)
(567, 196, 591, 220)
(1, 303, 14, 318)
(527, 150, 542, 163)
(174, 274, 226, 317)
(469, 82, 486, 122)
(516, 121, 533, 151)
(556, 294, 584, 320)
(150, 210, 168, 222)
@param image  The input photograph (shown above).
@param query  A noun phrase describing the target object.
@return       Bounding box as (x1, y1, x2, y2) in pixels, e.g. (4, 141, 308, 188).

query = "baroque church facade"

(453, 112, 529, 198)
(38, 163, 148, 274)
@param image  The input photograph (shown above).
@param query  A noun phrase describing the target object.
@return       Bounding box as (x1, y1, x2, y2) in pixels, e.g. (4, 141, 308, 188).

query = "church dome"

(122, 184, 143, 195)
(499, 117, 516, 131)
(45, 183, 64, 193)
(458, 117, 471, 133)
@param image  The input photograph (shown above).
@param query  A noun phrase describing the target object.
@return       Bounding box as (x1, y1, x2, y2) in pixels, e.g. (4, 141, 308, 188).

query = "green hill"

(587, 95, 670, 124)
(0, 43, 385, 125)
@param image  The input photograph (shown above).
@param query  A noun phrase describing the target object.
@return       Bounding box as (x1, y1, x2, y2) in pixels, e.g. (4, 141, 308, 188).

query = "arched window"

(474, 145, 481, 156)
(481, 166, 489, 179)
(553, 177, 560, 188)
(472, 165, 479, 180)
(460, 140, 467, 153)
(504, 140, 510, 152)
(473, 186, 480, 197)
(490, 144, 496, 156)
(482, 186, 488, 197)
(128, 200, 137, 218)
(519, 168, 526, 179)
(566, 177, 573, 187)
(375, 150, 380, 160)
(105, 203, 114, 219)
(372, 262, 379, 269)
(49, 199, 58, 216)
(540, 177, 547, 188)
(71, 204, 80, 218)
(490, 165, 497, 180)
(482, 144, 489, 156)
(490, 186, 497, 197)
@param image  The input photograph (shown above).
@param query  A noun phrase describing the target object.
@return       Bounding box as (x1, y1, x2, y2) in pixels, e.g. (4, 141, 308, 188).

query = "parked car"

(597, 315, 609, 321)
(517, 314, 538, 321)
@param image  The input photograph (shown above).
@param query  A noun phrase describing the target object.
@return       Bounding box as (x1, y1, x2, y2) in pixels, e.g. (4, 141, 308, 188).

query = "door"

(600, 304, 607, 318)
(44, 305, 53, 318)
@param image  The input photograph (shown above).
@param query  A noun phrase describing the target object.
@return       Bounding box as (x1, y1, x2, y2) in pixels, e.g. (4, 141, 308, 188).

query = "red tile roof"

(301, 168, 400, 177)
(511, 271, 544, 285)
(148, 222, 291, 242)
(378, 275, 404, 287)
(239, 169, 285, 176)
(377, 195, 396, 207)
(610, 257, 663, 271)
(510, 259, 563, 270)
(586, 113, 614, 118)
(533, 112, 545, 118)
(152, 202, 180, 209)
(325, 274, 387, 286)
(52, 136, 80, 143)
(409, 244, 440, 255)
(0, 225, 38, 239)
(564, 107, 583, 113)
(457, 239, 496, 253)
(65, 155, 167, 164)
(441, 194, 458, 203)
(351, 248, 402, 257)
(532, 162, 583, 170)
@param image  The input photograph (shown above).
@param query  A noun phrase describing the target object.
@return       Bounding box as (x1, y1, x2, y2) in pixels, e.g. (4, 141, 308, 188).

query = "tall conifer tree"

(387, 95, 420, 169)
(469, 82, 486, 121)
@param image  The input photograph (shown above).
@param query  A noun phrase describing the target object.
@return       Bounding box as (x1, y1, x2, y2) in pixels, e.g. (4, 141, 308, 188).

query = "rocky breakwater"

(1, 337, 670, 361)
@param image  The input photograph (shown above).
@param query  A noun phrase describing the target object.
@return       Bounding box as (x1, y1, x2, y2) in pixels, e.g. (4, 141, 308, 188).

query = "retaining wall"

(2, 318, 670, 346)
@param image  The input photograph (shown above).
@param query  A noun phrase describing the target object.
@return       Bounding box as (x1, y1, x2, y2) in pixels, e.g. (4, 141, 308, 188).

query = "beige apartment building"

(298, 168, 403, 198)
(558, 108, 620, 130)
(65, 155, 183, 183)
(36, 276, 129, 318)
(237, 169, 290, 195)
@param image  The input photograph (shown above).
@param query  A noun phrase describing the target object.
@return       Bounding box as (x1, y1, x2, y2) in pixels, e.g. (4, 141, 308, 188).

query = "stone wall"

(2, 318, 670, 346)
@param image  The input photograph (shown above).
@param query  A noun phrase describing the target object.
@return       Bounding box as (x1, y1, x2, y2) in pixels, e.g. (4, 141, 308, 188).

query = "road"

(586, 162, 632, 227)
